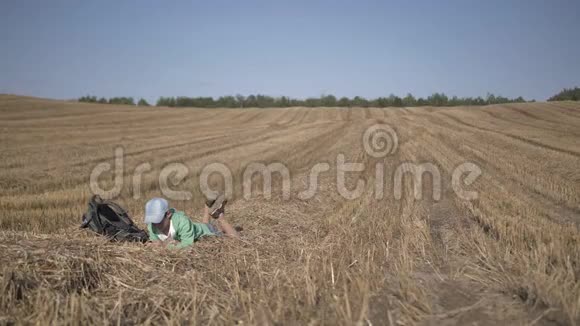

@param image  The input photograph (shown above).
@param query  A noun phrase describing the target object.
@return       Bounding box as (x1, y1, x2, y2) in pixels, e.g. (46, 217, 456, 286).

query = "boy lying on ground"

(144, 195, 238, 248)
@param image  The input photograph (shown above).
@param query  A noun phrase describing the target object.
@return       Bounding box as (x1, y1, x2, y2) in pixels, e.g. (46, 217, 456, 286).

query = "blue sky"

(1, 0, 579, 102)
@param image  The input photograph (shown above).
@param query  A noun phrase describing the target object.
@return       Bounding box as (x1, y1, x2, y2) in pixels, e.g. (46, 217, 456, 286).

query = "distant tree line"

(155, 93, 528, 108)
(78, 95, 150, 106)
(548, 87, 580, 101)
(80, 93, 529, 108)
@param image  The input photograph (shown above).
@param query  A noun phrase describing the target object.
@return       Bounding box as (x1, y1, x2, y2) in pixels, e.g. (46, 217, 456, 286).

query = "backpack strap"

(80, 195, 105, 232)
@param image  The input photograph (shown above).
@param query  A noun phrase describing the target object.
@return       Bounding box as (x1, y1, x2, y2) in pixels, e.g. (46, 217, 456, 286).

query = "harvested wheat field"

(1, 94, 579, 325)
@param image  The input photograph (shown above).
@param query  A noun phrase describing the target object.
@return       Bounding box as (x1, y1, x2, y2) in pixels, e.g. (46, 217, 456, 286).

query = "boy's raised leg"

(216, 213, 239, 238)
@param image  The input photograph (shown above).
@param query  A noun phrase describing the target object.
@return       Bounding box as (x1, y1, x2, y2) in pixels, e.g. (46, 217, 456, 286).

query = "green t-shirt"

(147, 209, 214, 248)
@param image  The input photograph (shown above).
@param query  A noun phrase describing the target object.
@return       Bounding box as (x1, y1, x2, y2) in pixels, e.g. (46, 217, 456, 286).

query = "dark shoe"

(204, 191, 220, 208)
(205, 197, 216, 208)
(208, 194, 227, 219)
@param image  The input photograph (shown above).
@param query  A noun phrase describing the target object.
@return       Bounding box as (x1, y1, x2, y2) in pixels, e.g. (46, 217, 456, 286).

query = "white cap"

(144, 198, 169, 224)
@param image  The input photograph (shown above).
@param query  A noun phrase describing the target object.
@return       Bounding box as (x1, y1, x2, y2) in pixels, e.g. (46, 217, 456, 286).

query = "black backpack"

(80, 195, 148, 243)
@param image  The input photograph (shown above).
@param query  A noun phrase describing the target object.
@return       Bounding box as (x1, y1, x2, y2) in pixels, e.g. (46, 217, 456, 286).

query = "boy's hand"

(145, 240, 179, 248)
(146, 241, 163, 247)
(165, 239, 179, 246)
